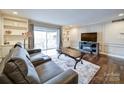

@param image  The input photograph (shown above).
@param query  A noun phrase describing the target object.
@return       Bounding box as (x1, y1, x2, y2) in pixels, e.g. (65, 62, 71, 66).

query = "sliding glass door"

(34, 27, 58, 50)
(34, 31, 47, 50)
(47, 32, 57, 49)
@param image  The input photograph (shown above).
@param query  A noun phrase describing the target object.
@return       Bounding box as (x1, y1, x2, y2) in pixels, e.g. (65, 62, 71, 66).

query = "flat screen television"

(81, 32, 97, 42)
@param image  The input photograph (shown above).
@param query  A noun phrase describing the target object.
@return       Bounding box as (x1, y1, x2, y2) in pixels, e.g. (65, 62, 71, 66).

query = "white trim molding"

(100, 52, 124, 59)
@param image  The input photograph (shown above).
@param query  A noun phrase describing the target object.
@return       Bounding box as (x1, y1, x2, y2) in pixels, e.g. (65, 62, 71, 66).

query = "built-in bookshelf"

(62, 27, 71, 47)
(0, 14, 29, 58)
(3, 15, 28, 45)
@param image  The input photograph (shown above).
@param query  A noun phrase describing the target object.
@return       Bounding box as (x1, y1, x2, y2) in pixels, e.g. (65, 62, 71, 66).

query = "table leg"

(81, 60, 83, 64)
(80, 54, 84, 64)
(74, 61, 78, 69)
(58, 53, 62, 59)
(74, 55, 84, 69)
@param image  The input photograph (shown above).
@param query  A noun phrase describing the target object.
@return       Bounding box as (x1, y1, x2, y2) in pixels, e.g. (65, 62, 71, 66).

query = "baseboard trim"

(100, 52, 124, 59)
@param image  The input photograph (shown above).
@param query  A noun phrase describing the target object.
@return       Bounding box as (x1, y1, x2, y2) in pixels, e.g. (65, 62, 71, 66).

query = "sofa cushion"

(3, 47, 41, 84)
(0, 73, 13, 84)
(0, 55, 11, 83)
(45, 69, 78, 84)
(4, 60, 29, 83)
(24, 49, 31, 60)
(14, 42, 24, 48)
(14, 42, 30, 60)
(30, 53, 51, 66)
(36, 61, 64, 83)
(14, 42, 31, 60)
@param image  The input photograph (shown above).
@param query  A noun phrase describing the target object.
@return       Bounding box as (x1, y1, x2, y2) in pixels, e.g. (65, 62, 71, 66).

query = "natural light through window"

(34, 29, 57, 50)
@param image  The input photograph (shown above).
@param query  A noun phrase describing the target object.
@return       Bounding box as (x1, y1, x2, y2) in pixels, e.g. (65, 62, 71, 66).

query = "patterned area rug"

(51, 55, 100, 84)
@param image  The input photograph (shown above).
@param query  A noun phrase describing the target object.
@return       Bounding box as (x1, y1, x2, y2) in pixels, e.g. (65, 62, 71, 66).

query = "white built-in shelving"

(0, 13, 29, 58)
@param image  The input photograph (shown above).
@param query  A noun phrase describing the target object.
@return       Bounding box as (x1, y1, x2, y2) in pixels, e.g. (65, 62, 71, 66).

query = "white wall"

(29, 20, 60, 29)
(69, 21, 124, 59)
(0, 13, 3, 45)
(62, 27, 71, 47)
(70, 28, 80, 49)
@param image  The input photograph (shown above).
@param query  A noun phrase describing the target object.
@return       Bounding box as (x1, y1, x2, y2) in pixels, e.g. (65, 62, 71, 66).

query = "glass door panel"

(34, 28, 58, 50)
(34, 31, 47, 50)
(47, 32, 57, 49)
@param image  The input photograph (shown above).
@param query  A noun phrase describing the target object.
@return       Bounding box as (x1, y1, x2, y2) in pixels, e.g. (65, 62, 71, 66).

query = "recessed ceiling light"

(13, 11, 18, 15)
(118, 13, 124, 17)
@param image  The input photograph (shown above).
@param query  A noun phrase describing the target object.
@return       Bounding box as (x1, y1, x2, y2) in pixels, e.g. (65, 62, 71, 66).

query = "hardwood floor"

(83, 54, 124, 84)
(45, 49, 124, 84)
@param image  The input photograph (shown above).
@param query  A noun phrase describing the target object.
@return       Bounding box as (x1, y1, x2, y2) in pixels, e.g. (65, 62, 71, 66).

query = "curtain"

(58, 27, 63, 49)
(28, 24, 34, 49)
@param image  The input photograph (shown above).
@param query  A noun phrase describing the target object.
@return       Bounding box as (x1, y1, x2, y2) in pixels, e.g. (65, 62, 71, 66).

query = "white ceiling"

(1, 9, 124, 26)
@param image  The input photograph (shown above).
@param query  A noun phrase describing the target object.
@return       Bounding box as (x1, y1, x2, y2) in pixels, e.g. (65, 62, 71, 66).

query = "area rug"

(51, 55, 100, 84)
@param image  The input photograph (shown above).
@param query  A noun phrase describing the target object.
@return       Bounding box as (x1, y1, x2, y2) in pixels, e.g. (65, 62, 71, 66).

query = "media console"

(79, 41, 99, 55)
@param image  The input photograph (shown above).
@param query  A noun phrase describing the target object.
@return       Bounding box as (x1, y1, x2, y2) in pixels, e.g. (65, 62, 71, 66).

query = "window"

(34, 27, 58, 50)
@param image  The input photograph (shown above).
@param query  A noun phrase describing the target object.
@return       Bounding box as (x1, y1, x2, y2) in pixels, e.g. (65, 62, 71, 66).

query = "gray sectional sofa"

(0, 42, 78, 84)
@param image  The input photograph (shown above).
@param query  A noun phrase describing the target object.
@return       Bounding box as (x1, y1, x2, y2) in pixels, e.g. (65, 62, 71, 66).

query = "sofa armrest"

(27, 49, 41, 54)
(44, 69, 78, 84)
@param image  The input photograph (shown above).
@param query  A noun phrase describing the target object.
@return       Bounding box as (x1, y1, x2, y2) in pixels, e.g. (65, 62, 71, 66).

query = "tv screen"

(81, 32, 97, 42)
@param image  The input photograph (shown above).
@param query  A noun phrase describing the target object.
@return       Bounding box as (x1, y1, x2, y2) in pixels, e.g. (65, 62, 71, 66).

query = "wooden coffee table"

(57, 47, 86, 69)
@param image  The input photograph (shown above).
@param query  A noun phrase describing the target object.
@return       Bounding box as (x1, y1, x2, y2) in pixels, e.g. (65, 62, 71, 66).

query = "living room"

(0, 9, 124, 84)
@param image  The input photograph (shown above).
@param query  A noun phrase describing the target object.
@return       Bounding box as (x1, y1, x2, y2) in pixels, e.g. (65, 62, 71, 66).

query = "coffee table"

(57, 47, 86, 69)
